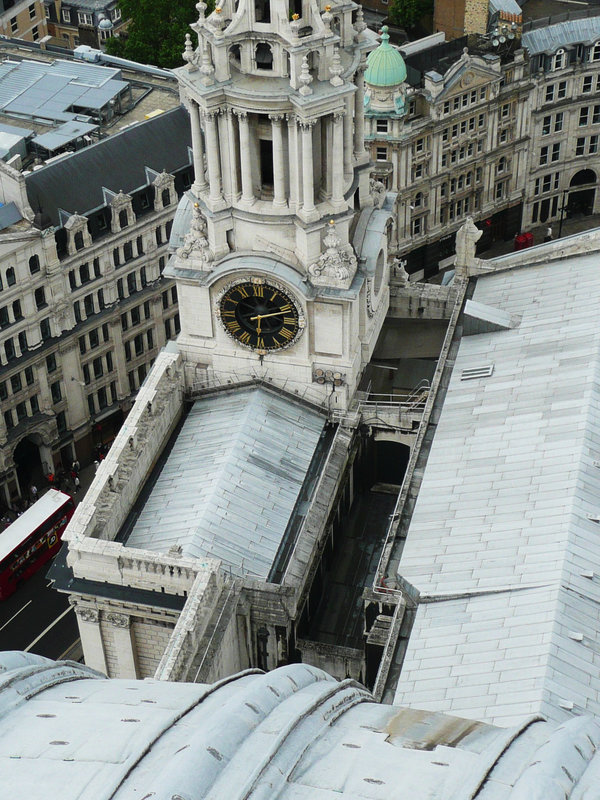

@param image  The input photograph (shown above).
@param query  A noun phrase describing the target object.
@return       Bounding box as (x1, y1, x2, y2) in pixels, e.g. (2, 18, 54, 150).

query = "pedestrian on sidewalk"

(30, 484, 38, 501)
(74, 475, 81, 493)
(544, 225, 553, 242)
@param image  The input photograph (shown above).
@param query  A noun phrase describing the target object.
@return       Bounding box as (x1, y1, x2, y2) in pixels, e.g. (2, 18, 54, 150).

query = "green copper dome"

(365, 26, 407, 87)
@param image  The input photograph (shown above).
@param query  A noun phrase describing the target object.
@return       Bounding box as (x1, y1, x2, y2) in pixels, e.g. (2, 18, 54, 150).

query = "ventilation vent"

(461, 364, 494, 381)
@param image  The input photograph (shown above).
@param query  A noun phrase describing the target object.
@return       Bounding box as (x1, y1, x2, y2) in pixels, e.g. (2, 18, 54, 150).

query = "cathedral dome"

(365, 26, 407, 87)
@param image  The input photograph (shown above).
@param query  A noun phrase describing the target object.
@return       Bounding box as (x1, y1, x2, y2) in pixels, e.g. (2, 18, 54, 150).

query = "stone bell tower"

(169, 0, 395, 409)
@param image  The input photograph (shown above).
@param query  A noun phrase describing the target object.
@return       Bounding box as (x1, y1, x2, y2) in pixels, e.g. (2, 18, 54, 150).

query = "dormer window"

(553, 48, 565, 70)
(256, 42, 273, 70)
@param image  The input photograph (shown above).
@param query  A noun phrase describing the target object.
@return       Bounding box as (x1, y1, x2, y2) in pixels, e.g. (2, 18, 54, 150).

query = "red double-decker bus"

(0, 490, 75, 600)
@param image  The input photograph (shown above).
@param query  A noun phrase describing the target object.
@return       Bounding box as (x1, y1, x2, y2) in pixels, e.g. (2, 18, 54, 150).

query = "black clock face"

(219, 280, 302, 351)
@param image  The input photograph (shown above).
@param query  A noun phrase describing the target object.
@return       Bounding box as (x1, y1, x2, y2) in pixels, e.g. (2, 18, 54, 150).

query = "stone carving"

(299, 55, 313, 96)
(369, 177, 386, 209)
(176, 202, 214, 269)
(106, 612, 130, 628)
(330, 47, 344, 86)
(182, 33, 198, 71)
(308, 220, 357, 288)
(455, 216, 482, 275)
(392, 256, 410, 285)
(76, 607, 99, 624)
(353, 7, 367, 39)
(199, 41, 215, 85)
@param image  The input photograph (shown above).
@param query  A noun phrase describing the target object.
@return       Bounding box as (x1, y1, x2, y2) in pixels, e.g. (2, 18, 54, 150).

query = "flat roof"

(124, 387, 327, 579)
(394, 251, 600, 726)
(0, 490, 71, 562)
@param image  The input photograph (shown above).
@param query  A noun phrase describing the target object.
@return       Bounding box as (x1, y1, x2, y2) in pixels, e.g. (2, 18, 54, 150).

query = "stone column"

(343, 96, 353, 175)
(226, 109, 239, 200)
(75, 606, 108, 675)
(332, 112, 345, 206)
(236, 111, 254, 204)
(203, 110, 223, 204)
(106, 611, 138, 679)
(288, 115, 301, 210)
(270, 114, 286, 208)
(190, 101, 208, 193)
(353, 66, 366, 158)
(301, 120, 316, 214)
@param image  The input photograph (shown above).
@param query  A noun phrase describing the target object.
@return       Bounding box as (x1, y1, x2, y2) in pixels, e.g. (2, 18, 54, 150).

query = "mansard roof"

(522, 17, 600, 55)
(24, 106, 192, 226)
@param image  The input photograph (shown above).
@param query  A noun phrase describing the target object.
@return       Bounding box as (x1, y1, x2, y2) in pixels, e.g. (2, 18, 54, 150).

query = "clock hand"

(250, 310, 287, 321)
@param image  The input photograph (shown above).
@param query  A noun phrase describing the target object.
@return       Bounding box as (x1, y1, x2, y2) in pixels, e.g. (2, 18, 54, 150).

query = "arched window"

(29, 254, 40, 274)
(161, 188, 171, 207)
(74, 231, 84, 251)
(119, 209, 129, 228)
(592, 41, 600, 62)
(229, 44, 241, 65)
(256, 42, 273, 70)
(414, 192, 424, 207)
(12, 300, 22, 319)
(497, 156, 507, 174)
(553, 48, 565, 70)
(6, 267, 15, 286)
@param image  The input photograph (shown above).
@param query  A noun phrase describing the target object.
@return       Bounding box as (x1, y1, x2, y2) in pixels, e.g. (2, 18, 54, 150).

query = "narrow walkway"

(307, 488, 396, 650)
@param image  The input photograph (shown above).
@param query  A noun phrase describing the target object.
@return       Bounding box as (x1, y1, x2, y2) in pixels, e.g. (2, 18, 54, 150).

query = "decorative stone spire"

(199, 40, 215, 85)
(299, 55, 313, 96)
(182, 33, 198, 71)
(175, 202, 214, 270)
(308, 220, 357, 288)
(354, 7, 367, 39)
(322, 5, 333, 35)
(210, 5, 226, 34)
(330, 46, 343, 86)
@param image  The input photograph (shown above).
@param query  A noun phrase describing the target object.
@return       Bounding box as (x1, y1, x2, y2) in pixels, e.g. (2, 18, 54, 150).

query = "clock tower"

(169, 0, 395, 409)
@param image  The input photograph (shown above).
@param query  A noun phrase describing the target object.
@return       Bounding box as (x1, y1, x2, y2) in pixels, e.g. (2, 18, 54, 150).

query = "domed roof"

(365, 26, 407, 87)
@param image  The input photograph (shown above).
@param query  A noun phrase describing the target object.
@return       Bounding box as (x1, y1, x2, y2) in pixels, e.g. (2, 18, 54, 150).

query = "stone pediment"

(430, 54, 501, 101)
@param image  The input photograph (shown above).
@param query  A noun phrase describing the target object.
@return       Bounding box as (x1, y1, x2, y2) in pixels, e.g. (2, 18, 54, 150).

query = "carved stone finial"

(322, 5, 333, 35)
(354, 7, 367, 39)
(210, 5, 226, 33)
(196, 0, 207, 21)
(199, 41, 215, 85)
(299, 55, 313, 96)
(330, 46, 344, 86)
(183, 33, 198, 71)
(308, 220, 357, 288)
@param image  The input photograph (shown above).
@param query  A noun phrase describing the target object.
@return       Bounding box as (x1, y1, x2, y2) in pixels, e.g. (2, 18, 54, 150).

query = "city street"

(0, 559, 79, 659)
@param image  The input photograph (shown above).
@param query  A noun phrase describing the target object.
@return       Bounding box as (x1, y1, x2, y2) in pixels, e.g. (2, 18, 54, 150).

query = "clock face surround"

(218, 278, 305, 352)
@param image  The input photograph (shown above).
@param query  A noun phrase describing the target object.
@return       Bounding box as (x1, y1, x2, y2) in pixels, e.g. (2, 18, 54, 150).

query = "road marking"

(24, 606, 73, 652)
(0, 600, 32, 632)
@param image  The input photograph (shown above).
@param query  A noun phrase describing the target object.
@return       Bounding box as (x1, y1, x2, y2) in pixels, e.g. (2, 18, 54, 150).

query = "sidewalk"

(483, 213, 600, 260)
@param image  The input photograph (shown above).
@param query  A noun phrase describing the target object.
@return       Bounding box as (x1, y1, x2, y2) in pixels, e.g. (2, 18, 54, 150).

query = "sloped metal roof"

(125, 387, 327, 579)
(522, 18, 600, 54)
(24, 106, 192, 224)
(33, 120, 98, 152)
(394, 248, 600, 727)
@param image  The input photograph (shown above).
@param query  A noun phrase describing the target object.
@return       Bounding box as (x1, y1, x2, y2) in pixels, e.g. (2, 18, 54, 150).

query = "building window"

(62, 8, 71, 21)
(140, 266, 147, 287)
(78, 11, 93, 25)
(124, 241, 133, 261)
(147, 329, 154, 349)
(98, 289, 105, 310)
(553, 49, 565, 70)
(134, 334, 144, 356)
(583, 75, 593, 93)
(113, 248, 120, 267)
(542, 115, 551, 135)
(495, 180, 507, 200)
(69, 270, 77, 290)
(56, 411, 67, 434)
(106, 351, 113, 372)
(0, 307, 7, 328)
(576, 137, 586, 156)
(6, 267, 15, 286)
(102, 323, 109, 342)
(12, 300, 22, 320)
(161, 188, 171, 207)
(79, 336, 86, 355)
(16, 402, 27, 422)
(84, 294, 94, 316)
(32, 25, 39, 41)
(18, 331, 28, 353)
(74, 231, 84, 251)
(591, 135, 599, 154)
(40, 318, 51, 340)
(4, 410, 14, 429)
(10, 374, 22, 393)
(554, 112, 564, 132)
(74, 301, 82, 323)
(124, 341, 131, 362)
(376, 147, 388, 161)
(93, 357, 103, 379)
(592, 41, 600, 61)
(93, 257, 101, 278)
(594, 105, 600, 124)
(25, 366, 34, 385)
(545, 85, 555, 103)
(89, 329, 99, 348)
(551, 142, 561, 162)
(117, 278, 124, 299)
(83, 364, 90, 384)
(34, 287, 46, 309)
(558, 81, 567, 99)
(580, 107, 589, 126)
(10, 17, 17, 33)
(130, 306, 140, 326)
(30, 395, 39, 415)
(0, 381, 6, 400)
(376, 119, 388, 134)
(46, 353, 56, 373)
(87, 395, 95, 415)
(110, 7, 121, 20)
(80, 263, 90, 284)
(29, 255, 40, 274)
(127, 272, 137, 294)
(136, 236, 144, 256)
(51, 381, 62, 404)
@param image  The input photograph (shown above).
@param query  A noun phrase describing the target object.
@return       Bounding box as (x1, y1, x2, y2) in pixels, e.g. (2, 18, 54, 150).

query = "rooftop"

(123, 386, 328, 580)
(393, 248, 600, 726)
(2, 651, 600, 800)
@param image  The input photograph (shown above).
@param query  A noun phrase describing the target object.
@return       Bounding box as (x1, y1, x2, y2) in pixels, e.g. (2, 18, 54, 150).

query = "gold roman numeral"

(279, 303, 292, 312)
(239, 331, 251, 344)
(279, 327, 294, 341)
(253, 284, 264, 297)
(222, 310, 236, 318)
(270, 290, 279, 302)
(283, 317, 296, 326)
(227, 320, 241, 332)
(256, 336, 265, 349)
(237, 286, 249, 298)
